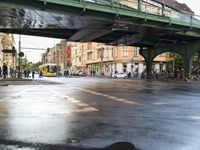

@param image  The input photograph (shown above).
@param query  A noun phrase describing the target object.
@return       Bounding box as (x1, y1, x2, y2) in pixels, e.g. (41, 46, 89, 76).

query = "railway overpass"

(0, 0, 200, 78)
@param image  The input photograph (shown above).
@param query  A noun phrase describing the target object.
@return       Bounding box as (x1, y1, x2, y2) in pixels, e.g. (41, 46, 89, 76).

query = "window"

(115, 47, 118, 57)
(122, 46, 128, 56)
(93, 51, 96, 60)
(87, 52, 92, 60)
(134, 47, 138, 56)
(87, 42, 92, 49)
(111, 48, 114, 58)
(97, 49, 104, 59)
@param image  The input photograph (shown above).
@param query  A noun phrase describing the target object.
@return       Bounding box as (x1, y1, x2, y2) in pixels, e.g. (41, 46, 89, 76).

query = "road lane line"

(189, 116, 200, 120)
(152, 102, 169, 105)
(75, 87, 140, 105)
(64, 96, 98, 112)
(34, 81, 98, 113)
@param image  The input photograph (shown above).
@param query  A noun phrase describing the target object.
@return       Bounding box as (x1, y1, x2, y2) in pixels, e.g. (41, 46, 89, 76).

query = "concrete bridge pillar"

(139, 48, 154, 79)
(146, 59, 153, 79)
(181, 47, 198, 79)
(183, 55, 193, 79)
(179, 41, 200, 79)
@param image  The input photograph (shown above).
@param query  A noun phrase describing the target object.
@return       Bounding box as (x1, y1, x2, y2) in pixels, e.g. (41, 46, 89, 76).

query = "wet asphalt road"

(0, 77, 200, 150)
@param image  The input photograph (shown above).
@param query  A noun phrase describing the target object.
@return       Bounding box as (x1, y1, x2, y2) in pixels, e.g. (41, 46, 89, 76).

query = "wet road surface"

(0, 77, 200, 150)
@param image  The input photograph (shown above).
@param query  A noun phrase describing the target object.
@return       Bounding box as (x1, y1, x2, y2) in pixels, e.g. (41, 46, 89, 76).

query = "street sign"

(19, 52, 24, 57)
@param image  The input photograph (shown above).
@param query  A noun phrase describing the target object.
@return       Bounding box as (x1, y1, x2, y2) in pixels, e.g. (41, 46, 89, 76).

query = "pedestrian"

(2, 63, 7, 79)
(90, 70, 92, 76)
(24, 70, 27, 78)
(66, 70, 69, 76)
(9, 67, 13, 78)
(0, 66, 2, 78)
(128, 72, 131, 78)
(32, 71, 35, 79)
(27, 70, 30, 78)
(64, 70, 67, 77)
(39, 71, 43, 78)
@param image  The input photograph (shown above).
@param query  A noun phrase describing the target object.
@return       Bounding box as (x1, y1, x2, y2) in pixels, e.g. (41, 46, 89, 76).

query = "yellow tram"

(38, 63, 58, 77)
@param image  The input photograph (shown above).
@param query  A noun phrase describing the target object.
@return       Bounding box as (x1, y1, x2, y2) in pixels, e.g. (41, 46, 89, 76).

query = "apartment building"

(0, 33, 15, 69)
(0, 34, 3, 67)
(71, 42, 169, 77)
(43, 40, 170, 77)
(42, 40, 72, 75)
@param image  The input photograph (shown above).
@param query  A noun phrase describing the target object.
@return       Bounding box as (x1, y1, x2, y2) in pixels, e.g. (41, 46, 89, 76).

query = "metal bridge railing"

(81, 0, 200, 27)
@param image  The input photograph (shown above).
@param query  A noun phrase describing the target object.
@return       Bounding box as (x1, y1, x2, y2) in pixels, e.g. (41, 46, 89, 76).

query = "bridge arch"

(140, 48, 185, 79)
(152, 52, 184, 79)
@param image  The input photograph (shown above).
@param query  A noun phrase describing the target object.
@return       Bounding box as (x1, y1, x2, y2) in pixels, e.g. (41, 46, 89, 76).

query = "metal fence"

(81, 0, 200, 27)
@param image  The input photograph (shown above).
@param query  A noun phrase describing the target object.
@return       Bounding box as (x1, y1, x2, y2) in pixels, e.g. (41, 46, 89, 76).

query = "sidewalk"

(0, 78, 33, 81)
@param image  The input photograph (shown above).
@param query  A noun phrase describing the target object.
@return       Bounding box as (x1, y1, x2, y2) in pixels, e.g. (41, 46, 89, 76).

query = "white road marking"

(64, 96, 98, 112)
(75, 87, 140, 105)
(36, 80, 140, 105)
(190, 116, 200, 120)
(34, 82, 98, 113)
(152, 102, 169, 105)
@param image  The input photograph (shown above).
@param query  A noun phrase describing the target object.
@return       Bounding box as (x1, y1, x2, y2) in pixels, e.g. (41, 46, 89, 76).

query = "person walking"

(39, 71, 43, 78)
(24, 70, 27, 78)
(3, 63, 7, 79)
(32, 71, 35, 79)
(0, 66, 2, 78)
(9, 67, 13, 78)
(27, 70, 30, 78)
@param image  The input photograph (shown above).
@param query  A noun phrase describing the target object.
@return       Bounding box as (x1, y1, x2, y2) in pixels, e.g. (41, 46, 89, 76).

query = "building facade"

(42, 41, 170, 77)
(71, 42, 169, 77)
(0, 33, 15, 70)
(42, 40, 72, 75)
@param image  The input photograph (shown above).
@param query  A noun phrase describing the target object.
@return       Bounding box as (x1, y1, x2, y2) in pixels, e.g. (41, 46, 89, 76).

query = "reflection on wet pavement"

(0, 78, 200, 150)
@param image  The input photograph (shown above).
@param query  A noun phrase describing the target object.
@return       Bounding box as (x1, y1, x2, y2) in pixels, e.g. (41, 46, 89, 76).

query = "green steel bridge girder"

(140, 39, 200, 78)
(0, 0, 200, 30)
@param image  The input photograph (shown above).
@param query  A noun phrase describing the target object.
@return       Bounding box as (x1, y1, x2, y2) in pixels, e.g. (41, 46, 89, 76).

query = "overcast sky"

(14, 35, 61, 63)
(177, 0, 200, 15)
(14, 0, 199, 63)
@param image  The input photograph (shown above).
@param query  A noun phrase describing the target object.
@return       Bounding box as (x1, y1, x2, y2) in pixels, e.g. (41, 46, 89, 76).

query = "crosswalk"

(35, 82, 99, 113)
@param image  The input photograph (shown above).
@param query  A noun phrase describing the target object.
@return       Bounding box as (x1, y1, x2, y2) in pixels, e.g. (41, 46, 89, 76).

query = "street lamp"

(12, 46, 16, 70)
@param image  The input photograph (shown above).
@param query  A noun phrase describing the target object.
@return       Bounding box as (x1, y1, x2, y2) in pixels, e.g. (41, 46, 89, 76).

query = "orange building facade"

(72, 42, 169, 77)
(43, 41, 170, 77)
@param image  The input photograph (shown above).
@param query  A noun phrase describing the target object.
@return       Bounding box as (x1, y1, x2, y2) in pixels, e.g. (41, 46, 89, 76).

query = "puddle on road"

(0, 84, 9, 86)
(0, 145, 35, 150)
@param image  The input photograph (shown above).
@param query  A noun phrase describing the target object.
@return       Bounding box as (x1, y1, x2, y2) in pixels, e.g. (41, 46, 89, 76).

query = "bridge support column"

(139, 48, 155, 79)
(180, 42, 200, 80)
(183, 55, 192, 79)
(140, 40, 200, 81)
(146, 59, 153, 79)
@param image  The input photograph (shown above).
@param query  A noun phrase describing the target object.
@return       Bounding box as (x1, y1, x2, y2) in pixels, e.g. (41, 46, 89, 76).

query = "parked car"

(112, 72, 128, 79)
(79, 71, 86, 76)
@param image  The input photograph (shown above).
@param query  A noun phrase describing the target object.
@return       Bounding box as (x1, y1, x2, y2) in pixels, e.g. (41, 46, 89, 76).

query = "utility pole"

(100, 47, 104, 75)
(18, 35, 21, 79)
